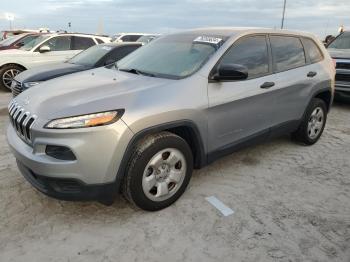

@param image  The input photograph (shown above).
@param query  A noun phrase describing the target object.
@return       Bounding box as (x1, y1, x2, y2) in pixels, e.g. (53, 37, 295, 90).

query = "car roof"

(173, 27, 318, 39)
(43, 33, 109, 38)
(101, 42, 143, 48)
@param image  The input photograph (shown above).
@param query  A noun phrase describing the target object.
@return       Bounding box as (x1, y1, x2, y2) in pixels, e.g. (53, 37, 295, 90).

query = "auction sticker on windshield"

(193, 36, 223, 45)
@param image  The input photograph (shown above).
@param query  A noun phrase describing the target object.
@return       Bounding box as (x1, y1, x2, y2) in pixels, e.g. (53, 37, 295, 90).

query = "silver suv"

(7, 28, 335, 211)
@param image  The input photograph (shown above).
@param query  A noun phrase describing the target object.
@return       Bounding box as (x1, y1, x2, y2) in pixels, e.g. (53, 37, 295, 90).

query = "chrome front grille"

(8, 100, 36, 144)
(11, 80, 23, 97)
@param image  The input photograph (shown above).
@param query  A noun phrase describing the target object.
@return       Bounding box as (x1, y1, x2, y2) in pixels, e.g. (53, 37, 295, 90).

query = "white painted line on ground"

(205, 196, 234, 216)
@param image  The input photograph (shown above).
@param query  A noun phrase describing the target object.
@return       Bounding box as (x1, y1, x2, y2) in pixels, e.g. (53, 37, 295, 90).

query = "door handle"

(307, 71, 317, 77)
(260, 82, 275, 89)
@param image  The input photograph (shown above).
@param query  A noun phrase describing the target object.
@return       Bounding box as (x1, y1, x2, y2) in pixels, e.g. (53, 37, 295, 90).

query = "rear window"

(270, 36, 306, 72)
(303, 38, 323, 63)
(121, 35, 142, 42)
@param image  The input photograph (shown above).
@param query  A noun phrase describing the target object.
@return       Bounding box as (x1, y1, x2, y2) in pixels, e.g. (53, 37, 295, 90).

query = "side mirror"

(39, 45, 51, 53)
(213, 63, 248, 81)
(104, 59, 115, 65)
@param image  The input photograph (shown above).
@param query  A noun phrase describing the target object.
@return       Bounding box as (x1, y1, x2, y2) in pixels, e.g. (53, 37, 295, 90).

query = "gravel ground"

(0, 93, 349, 262)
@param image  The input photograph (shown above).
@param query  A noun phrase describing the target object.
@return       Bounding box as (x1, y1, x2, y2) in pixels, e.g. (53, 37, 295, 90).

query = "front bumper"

(7, 119, 134, 187)
(17, 160, 116, 202)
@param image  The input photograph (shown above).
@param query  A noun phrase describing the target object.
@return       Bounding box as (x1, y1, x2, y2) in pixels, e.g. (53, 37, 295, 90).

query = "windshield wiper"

(119, 68, 155, 77)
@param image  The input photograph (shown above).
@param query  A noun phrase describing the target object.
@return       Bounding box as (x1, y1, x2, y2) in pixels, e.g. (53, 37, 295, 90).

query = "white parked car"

(0, 33, 111, 91)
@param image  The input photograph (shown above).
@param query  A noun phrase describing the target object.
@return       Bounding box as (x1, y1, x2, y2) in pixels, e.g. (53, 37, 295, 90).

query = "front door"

(32, 36, 78, 66)
(207, 35, 276, 154)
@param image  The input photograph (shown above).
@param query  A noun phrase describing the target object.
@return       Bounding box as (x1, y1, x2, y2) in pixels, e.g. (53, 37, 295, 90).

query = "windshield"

(117, 33, 226, 79)
(68, 44, 113, 66)
(328, 32, 350, 49)
(137, 35, 158, 44)
(0, 34, 23, 46)
(19, 34, 51, 51)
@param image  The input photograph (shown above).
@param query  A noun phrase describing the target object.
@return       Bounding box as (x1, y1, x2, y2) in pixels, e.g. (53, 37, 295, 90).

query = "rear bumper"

(17, 160, 116, 202)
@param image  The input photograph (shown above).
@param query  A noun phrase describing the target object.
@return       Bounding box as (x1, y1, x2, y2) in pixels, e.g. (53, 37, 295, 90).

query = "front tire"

(0, 64, 23, 92)
(123, 132, 193, 211)
(292, 98, 327, 145)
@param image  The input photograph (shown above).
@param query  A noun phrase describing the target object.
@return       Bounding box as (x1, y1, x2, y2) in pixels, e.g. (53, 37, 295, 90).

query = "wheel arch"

(115, 120, 207, 192)
(312, 88, 333, 112)
(0, 63, 27, 71)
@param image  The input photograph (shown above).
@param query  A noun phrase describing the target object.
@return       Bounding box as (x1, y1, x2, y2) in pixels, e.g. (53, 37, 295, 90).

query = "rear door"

(207, 35, 277, 153)
(268, 35, 314, 126)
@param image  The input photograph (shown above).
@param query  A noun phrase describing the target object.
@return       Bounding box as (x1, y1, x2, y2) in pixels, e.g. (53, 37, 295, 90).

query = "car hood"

(13, 67, 175, 120)
(15, 62, 90, 84)
(327, 48, 350, 59)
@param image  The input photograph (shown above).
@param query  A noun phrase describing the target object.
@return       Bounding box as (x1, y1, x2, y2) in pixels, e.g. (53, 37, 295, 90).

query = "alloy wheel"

(307, 106, 324, 139)
(2, 69, 21, 90)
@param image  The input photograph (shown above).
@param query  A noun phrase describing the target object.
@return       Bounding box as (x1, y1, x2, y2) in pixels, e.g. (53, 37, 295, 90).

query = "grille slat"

(336, 62, 350, 70)
(7, 100, 36, 144)
(335, 74, 350, 83)
(11, 80, 23, 97)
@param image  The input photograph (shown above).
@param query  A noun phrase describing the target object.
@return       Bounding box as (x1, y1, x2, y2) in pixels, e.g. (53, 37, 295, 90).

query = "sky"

(0, 0, 349, 39)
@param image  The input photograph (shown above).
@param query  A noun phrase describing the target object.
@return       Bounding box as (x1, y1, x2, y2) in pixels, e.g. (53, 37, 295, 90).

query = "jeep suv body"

(7, 28, 335, 210)
(0, 33, 111, 91)
(327, 31, 350, 100)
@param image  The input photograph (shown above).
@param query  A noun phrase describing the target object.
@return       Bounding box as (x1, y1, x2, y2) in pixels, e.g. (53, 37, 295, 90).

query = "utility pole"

(281, 0, 286, 29)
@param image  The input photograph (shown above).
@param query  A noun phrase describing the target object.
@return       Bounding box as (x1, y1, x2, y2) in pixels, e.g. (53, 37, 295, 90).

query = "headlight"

(23, 82, 42, 89)
(45, 110, 124, 129)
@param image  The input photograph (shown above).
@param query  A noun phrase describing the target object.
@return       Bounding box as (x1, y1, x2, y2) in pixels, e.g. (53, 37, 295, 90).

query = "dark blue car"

(12, 42, 142, 96)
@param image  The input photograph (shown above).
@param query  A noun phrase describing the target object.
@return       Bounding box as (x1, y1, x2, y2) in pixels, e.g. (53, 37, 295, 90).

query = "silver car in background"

(327, 31, 350, 100)
(7, 28, 335, 211)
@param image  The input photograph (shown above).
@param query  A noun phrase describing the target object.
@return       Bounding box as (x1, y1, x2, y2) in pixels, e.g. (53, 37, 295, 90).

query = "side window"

(73, 36, 95, 50)
(270, 36, 306, 72)
(95, 38, 104, 44)
(220, 35, 269, 79)
(303, 38, 323, 63)
(120, 35, 131, 42)
(41, 36, 72, 51)
(129, 35, 142, 42)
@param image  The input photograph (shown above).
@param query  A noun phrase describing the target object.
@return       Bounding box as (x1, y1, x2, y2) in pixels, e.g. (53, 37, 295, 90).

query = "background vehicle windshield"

(117, 33, 225, 79)
(111, 34, 121, 42)
(0, 34, 22, 46)
(19, 34, 51, 51)
(137, 35, 158, 44)
(68, 44, 112, 66)
(328, 32, 350, 49)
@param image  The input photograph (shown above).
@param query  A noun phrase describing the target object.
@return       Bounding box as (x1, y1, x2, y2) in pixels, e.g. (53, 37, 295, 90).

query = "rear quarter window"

(270, 35, 306, 72)
(302, 38, 323, 63)
(73, 36, 95, 50)
(95, 38, 104, 44)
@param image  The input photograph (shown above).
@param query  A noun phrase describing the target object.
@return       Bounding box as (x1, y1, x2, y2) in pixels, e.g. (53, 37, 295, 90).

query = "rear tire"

(292, 98, 327, 145)
(123, 132, 193, 211)
(0, 64, 24, 92)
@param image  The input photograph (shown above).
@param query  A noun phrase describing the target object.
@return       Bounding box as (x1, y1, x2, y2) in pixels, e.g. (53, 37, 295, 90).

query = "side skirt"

(207, 120, 300, 164)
